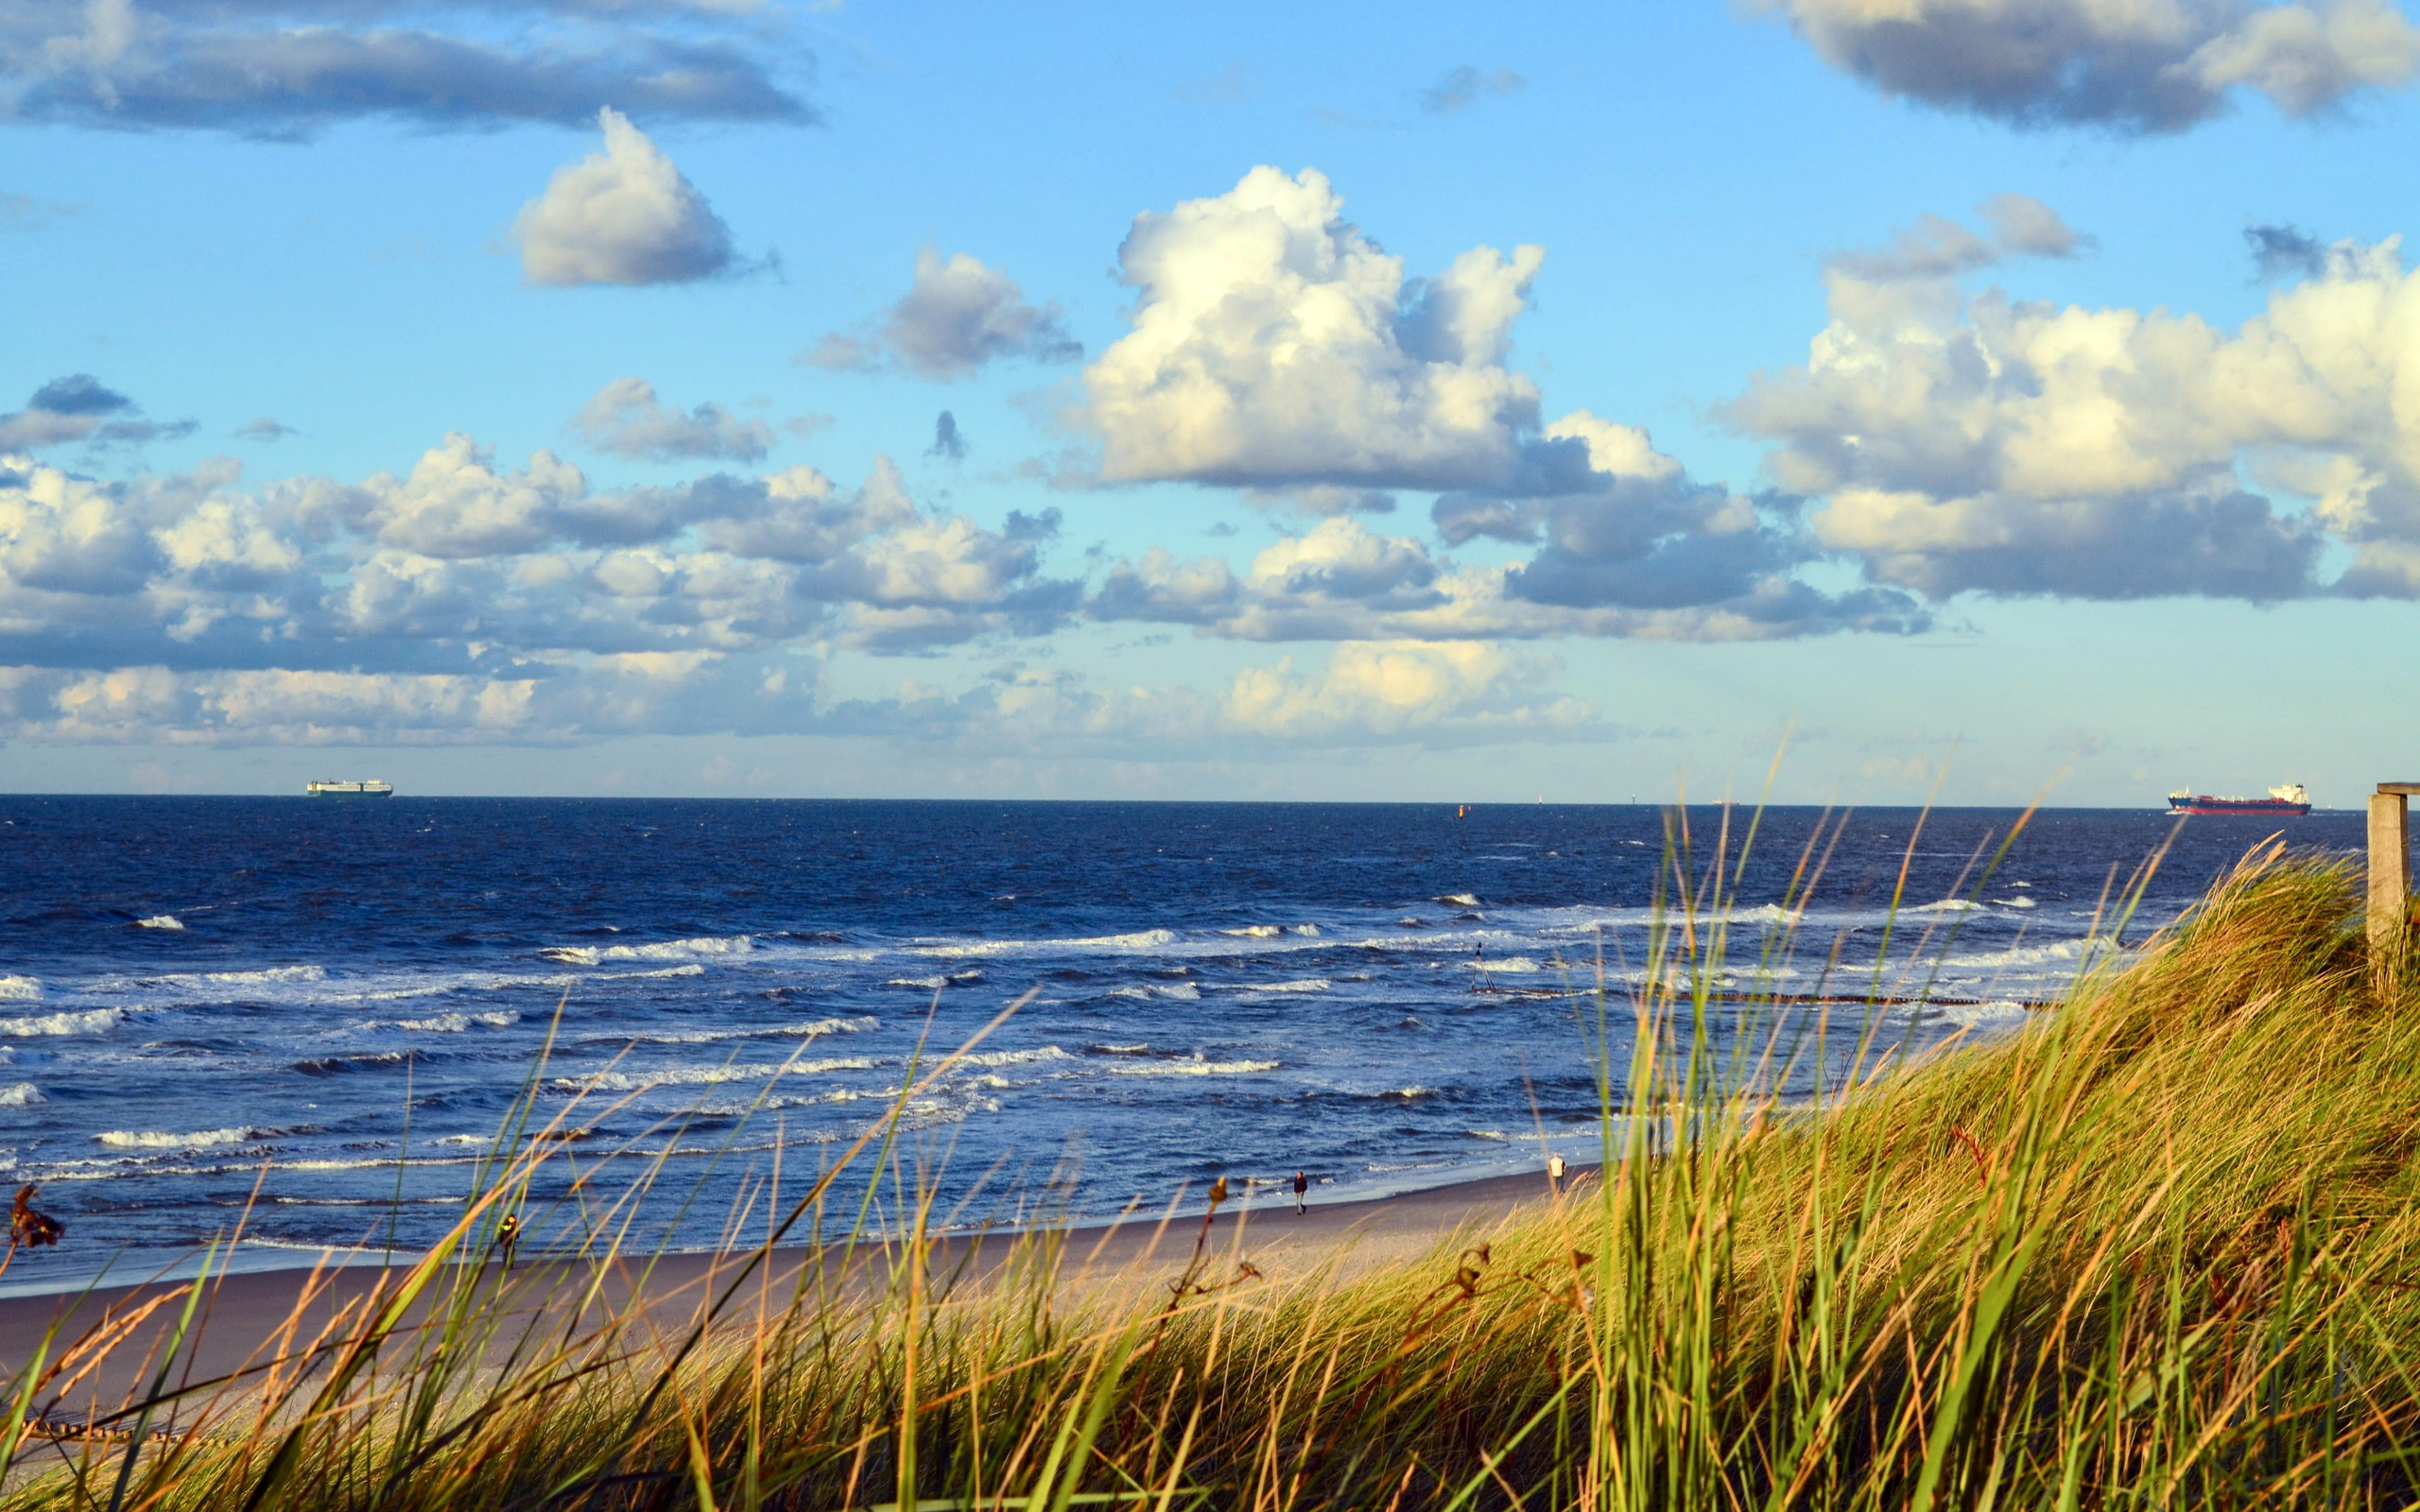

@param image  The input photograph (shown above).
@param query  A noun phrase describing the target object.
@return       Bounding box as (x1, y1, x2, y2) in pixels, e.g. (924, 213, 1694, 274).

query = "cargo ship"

(2167, 783, 2309, 816)
(304, 780, 394, 798)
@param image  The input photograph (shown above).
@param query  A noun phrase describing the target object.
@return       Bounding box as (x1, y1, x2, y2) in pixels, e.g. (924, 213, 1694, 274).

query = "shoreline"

(0, 1162, 1589, 1416)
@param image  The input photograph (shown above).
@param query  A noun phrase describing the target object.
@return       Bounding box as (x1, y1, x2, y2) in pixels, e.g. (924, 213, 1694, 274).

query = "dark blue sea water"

(0, 798, 2364, 1286)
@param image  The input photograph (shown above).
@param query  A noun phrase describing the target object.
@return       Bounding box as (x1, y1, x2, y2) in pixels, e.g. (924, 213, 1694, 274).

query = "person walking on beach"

(1292, 1170, 1309, 1214)
(1547, 1151, 1566, 1195)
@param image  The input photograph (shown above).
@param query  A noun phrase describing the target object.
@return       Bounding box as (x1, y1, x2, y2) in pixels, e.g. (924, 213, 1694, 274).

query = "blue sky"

(4, 0, 2417, 804)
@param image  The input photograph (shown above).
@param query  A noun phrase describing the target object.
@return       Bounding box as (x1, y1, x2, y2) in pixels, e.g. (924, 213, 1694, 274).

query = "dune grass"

(5, 833, 2419, 1509)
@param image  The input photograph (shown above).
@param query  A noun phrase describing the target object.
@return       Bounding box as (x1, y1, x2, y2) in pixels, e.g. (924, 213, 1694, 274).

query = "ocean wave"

(1110, 983, 1201, 1002)
(1106, 1057, 1278, 1077)
(1434, 893, 1480, 907)
(0, 977, 38, 1003)
(1926, 1000, 2033, 1030)
(910, 928, 1179, 959)
(1909, 899, 1985, 914)
(1219, 925, 1283, 938)
(1090, 1042, 1151, 1055)
(97, 1126, 261, 1149)
(952, 1045, 1075, 1069)
(0, 1083, 43, 1107)
(389, 1011, 520, 1033)
(0, 1007, 124, 1037)
(542, 935, 753, 968)
(556, 1056, 878, 1092)
(885, 970, 984, 989)
(1473, 956, 1540, 973)
(135, 915, 185, 931)
(622, 1015, 877, 1045)
(1245, 978, 1331, 994)
(596, 964, 708, 980)
(1995, 896, 2038, 909)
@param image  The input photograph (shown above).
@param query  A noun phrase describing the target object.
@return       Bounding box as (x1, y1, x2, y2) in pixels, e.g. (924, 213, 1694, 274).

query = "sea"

(0, 798, 2363, 1289)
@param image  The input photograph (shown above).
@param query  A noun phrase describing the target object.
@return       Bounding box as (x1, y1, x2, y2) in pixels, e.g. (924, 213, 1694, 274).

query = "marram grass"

(7, 840, 2420, 1509)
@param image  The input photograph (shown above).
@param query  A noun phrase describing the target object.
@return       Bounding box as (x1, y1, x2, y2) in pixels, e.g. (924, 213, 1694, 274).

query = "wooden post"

(2373, 784, 2419, 990)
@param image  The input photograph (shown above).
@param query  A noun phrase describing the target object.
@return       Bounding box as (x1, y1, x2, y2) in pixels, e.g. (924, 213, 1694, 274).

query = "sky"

(4, 0, 2418, 806)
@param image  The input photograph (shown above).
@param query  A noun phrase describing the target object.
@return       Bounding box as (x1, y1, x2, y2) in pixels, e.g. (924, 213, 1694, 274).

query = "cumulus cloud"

(512, 109, 736, 287)
(1418, 65, 1526, 113)
(572, 378, 772, 462)
(0, 0, 811, 136)
(1094, 515, 1924, 643)
(1757, 0, 2420, 133)
(805, 249, 1079, 379)
(1725, 215, 2420, 599)
(1083, 166, 1547, 491)
(0, 375, 192, 451)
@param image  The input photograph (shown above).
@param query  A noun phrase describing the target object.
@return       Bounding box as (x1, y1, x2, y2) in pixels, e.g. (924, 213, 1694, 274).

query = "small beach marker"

(2373, 783, 2418, 988)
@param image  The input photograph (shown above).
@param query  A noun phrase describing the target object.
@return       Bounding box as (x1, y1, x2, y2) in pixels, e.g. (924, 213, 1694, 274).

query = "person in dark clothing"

(1292, 1170, 1310, 1213)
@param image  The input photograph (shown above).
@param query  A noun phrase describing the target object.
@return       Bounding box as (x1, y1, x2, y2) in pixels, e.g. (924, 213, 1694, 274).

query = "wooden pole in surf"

(2373, 784, 2418, 991)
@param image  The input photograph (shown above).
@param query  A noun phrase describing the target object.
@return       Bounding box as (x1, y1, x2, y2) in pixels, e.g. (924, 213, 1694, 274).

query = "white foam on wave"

(625, 1015, 877, 1045)
(97, 1126, 259, 1149)
(913, 927, 1177, 959)
(1910, 899, 1985, 914)
(598, 964, 708, 981)
(542, 936, 753, 968)
(1927, 1000, 2032, 1030)
(558, 1056, 878, 1092)
(0, 976, 40, 1003)
(0, 1082, 43, 1107)
(952, 1045, 1075, 1069)
(1219, 925, 1283, 938)
(1245, 978, 1331, 994)
(0, 1006, 123, 1038)
(1473, 956, 1540, 973)
(1434, 893, 1480, 907)
(1107, 1057, 1278, 1077)
(1111, 983, 1201, 1002)
(1995, 896, 2038, 909)
(135, 915, 185, 931)
(389, 1010, 520, 1033)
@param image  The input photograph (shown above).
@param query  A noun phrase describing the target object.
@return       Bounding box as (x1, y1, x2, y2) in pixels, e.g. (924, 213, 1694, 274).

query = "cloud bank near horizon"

(11, 168, 2420, 753)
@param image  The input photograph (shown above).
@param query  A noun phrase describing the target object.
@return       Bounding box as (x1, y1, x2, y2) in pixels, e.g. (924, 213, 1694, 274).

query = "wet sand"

(0, 1165, 1593, 1428)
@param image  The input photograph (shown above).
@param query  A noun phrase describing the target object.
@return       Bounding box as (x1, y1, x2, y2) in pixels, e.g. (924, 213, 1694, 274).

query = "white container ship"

(304, 780, 394, 798)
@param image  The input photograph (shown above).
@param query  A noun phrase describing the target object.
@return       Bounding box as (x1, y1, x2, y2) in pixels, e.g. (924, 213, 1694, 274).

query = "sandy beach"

(0, 1164, 1589, 1432)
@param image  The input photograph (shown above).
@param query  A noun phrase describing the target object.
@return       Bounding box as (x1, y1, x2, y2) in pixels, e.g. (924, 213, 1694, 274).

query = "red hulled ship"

(2167, 783, 2311, 816)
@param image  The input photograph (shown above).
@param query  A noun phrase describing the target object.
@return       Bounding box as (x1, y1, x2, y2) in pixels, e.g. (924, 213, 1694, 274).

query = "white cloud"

(1724, 220, 2420, 599)
(511, 108, 736, 287)
(1758, 0, 2420, 132)
(572, 377, 773, 461)
(1081, 166, 1547, 491)
(1095, 516, 1923, 643)
(805, 248, 1079, 379)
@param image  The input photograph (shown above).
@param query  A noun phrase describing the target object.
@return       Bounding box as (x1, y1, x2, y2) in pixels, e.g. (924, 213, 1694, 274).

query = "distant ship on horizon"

(304, 780, 394, 798)
(2168, 783, 2310, 816)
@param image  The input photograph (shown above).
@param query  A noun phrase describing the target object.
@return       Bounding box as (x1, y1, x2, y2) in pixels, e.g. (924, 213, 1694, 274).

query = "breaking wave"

(97, 1126, 261, 1149)
(0, 977, 40, 1003)
(1110, 983, 1201, 1002)
(556, 1056, 878, 1092)
(0, 1083, 43, 1107)
(1107, 1057, 1279, 1077)
(0, 1007, 124, 1037)
(135, 915, 185, 931)
(542, 936, 753, 967)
